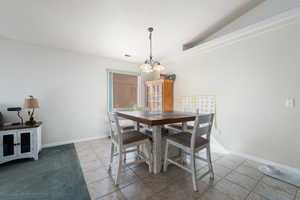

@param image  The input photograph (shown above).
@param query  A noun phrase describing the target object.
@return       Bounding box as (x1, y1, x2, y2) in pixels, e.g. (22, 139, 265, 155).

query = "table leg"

(136, 122, 140, 131)
(152, 125, 162, 174)
(182, 122, 188, 131)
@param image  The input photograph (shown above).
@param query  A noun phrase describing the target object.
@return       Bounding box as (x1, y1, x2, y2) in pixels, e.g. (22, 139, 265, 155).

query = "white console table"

(0, 122, 42, 164)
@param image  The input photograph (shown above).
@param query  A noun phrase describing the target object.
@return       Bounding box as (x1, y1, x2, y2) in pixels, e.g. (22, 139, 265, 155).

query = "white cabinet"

(0, 123, 42, 164)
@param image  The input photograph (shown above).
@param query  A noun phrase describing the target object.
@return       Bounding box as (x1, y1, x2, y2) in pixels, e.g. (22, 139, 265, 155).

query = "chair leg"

(108, 142, 115, 171)
(206, 145, 214, 180)
(163, 141, 169, 172)
(137, 145, 141, 160)
(115, 147, 123, 186)
(123, 150, 127, 164)
(182, 151, 187, 165)
(191, 152, 198, 191)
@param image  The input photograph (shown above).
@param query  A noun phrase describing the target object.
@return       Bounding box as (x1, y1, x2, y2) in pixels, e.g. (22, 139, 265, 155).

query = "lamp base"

(25, 120, 37, 126)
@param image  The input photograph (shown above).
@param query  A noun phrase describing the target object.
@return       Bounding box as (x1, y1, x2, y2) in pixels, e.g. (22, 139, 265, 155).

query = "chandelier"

(140, 27, 165, 73)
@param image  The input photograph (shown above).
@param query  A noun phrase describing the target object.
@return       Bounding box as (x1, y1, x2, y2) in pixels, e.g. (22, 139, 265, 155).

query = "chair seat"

(166, 132, 208, 149)
(123, 130, 149, 145)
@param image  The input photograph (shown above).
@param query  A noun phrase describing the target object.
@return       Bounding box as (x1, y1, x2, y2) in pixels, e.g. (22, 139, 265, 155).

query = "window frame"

(106, 69, 142, 112)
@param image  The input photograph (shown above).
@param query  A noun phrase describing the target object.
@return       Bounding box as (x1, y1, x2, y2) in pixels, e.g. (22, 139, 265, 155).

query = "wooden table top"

(116, 111, 196, 126)
(0, 122, 42, 131)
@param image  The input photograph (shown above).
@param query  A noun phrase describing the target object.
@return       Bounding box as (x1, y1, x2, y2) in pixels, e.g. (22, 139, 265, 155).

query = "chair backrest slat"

(191, 113, 214, 149)
(107, 112, 122, 146)
(195, 126, 210, 137)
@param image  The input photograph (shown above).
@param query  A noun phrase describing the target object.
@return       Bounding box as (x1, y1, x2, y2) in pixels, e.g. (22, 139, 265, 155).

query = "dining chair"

(163, 113, 214, 191)
(107, 112, 153, 185)
(167, 109, 199, 132)
(112, 108, 136, 131)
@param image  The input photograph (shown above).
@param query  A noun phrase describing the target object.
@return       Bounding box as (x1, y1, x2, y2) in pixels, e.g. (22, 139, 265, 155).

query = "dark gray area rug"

(0, 144, 90, 200)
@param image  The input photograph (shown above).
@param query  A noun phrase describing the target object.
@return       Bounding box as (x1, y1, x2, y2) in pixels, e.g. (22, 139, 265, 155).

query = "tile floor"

(75, 138, 300, 200)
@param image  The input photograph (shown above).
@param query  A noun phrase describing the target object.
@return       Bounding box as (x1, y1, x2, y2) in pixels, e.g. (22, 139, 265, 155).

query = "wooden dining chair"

(163, 113, 214, 191)
(107, 112, 153, 185)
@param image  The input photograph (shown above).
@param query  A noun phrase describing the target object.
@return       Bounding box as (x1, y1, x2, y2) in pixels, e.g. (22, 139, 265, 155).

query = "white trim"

(172, 7, 300, 58)
(106, 68, 139, 76)
(42, 135, 108, 148)
(230, 151, 300, 176)
(211, 136, 300, 175)
(106, 68, 142, 112)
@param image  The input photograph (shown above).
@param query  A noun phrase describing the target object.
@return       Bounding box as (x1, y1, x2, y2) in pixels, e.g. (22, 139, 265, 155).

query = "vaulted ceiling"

(0, 0, 262, 63)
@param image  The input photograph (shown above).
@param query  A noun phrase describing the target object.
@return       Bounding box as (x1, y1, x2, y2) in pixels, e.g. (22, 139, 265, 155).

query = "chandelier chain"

(149, 31, 152, 61)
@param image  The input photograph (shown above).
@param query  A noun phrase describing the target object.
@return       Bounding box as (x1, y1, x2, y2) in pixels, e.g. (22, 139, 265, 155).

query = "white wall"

(164, 17, 300, 169)
(205, 0, 300, 42)
(0, 38, 138, 146)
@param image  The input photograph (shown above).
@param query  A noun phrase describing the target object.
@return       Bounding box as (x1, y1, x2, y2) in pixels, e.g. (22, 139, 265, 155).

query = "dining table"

(116, 111, 197, 174)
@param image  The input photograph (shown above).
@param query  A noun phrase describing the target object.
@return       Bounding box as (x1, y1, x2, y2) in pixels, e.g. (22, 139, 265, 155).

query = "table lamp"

(24, 95, 39, 125)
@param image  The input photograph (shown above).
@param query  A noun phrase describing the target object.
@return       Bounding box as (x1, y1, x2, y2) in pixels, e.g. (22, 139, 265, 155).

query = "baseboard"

(41, 133, 300, 176)
(210, 135, 300, 175)
(230, 151, 300, 176)
(42, 135, 108, 148)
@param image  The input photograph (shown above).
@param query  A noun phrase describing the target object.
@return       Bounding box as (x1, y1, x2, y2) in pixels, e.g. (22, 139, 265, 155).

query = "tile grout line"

(79, 142, 277, 200)
(243, 174, 265, 200)
(76, 140, 125, 200)
(78, 143, 300, 200)
(233, 163, 264, 181)
(245, 172, 299, 200)
(79, 140, 178, 199)
(215, 160, 246, 186)
(292, 183, 300, 200)
(196, 153, 235, 184)
(196, 156, 245, 200)
(221, 160, 261, 191)
(89, 140, 156, 200)
(255, 172, 299, 200)
(214, 159, 266, 200)
(294, 190, 299, 200)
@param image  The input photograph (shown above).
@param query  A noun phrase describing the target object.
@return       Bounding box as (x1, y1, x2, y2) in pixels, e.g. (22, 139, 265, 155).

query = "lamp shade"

(153, 64, 165, 72)
(140, 63, 153, 73)
(24, 96, 39, 109)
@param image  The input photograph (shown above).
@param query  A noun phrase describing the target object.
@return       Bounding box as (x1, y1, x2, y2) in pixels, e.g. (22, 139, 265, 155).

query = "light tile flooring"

(75, 138, 300, 200)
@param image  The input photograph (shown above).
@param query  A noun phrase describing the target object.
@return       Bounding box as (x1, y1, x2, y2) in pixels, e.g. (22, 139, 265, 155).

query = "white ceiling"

(0, 0, 258, 63)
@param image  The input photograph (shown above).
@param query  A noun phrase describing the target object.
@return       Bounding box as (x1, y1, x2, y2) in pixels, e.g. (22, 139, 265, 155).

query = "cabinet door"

(146, 83, 163, 112)
(18, 131, 33, 155)
(157, 83, 163, 112)
(1, 132, 17, 158)
(153, 83, 162, 112)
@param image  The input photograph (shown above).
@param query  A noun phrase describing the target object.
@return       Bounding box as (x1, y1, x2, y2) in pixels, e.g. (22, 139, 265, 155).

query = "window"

(107, 70, 141, 111)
